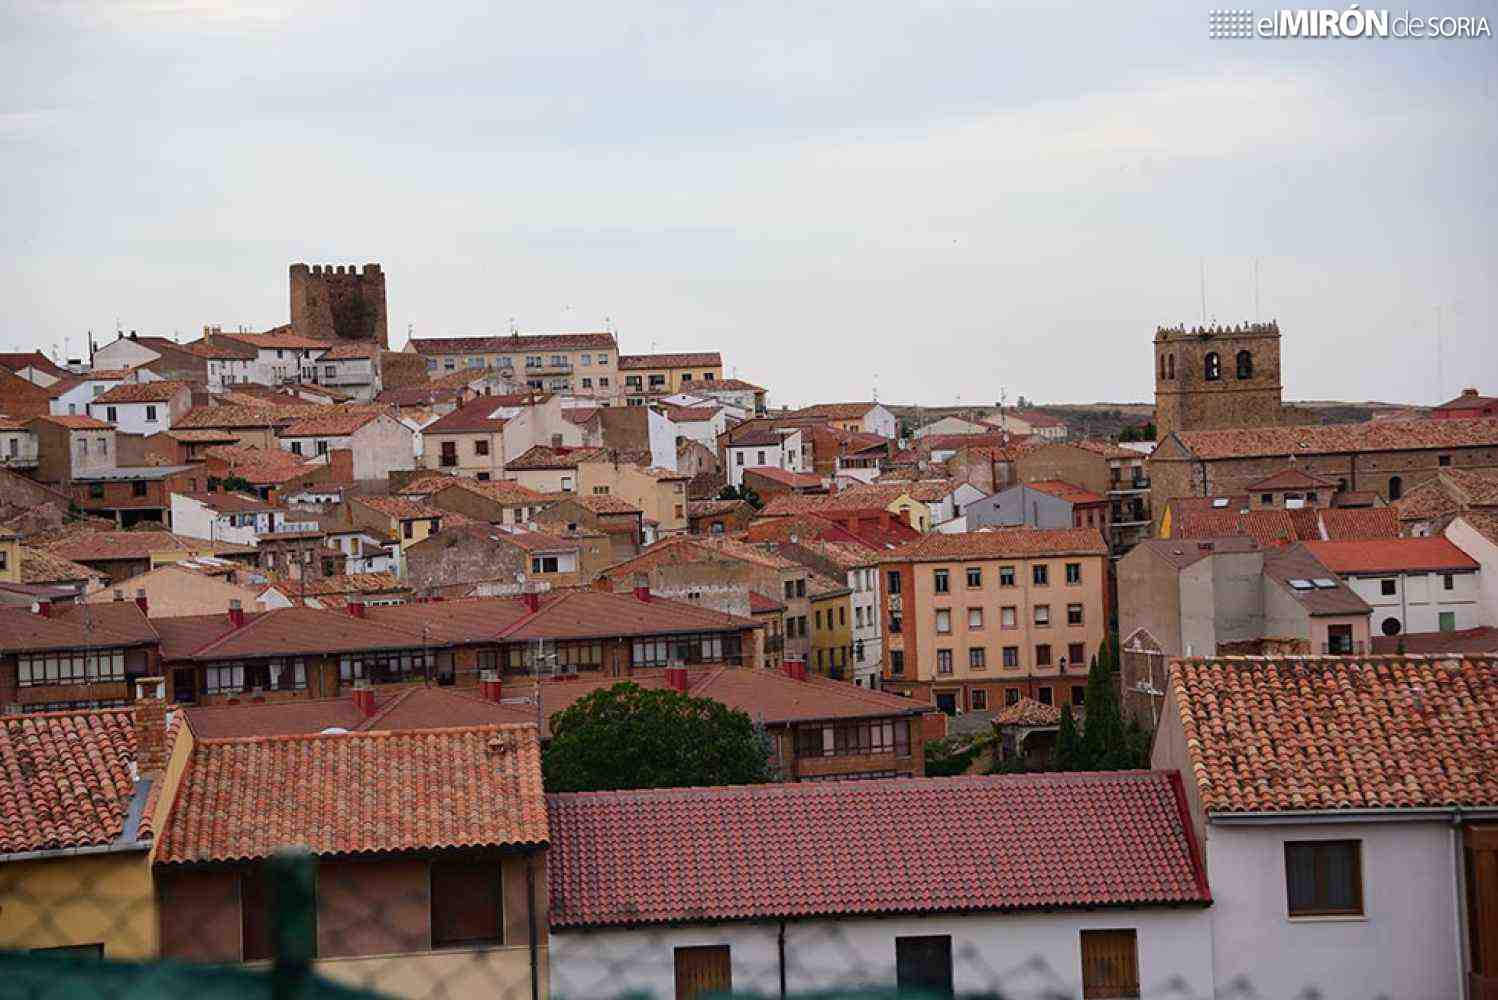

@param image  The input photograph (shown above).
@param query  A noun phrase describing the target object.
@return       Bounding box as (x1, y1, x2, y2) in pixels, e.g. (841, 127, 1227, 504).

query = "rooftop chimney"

(133, 676, 168, 777)
(479, 668, 503, 703)
(1462, 388, 1479, 397)
(31, 600, 50, 618)
(522, 587, 540, 613)
(347, 601, 366, 619)
(783, 657, 807, 682)
(351, 680, 377, 718)
(135, 588, 149, 615)
(228, 598, 245, 628)
(632, 573, 652, 603)
(113, 588, 124, 602)
(664, 664, 689, 693)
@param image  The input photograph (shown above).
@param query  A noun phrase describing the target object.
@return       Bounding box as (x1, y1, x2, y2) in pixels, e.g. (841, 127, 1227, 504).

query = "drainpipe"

(778, 920, 787, 1000)
(527, 850, 541, 1000)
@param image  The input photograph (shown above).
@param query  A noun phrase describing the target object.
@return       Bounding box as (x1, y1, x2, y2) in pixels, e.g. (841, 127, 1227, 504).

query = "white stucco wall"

(1442, 519, 1498, 627)
(92, 338, 161, 370)
(1344, 569, 1482, 635)
(863, 405, 898, 439)
(849, 564, 881, 686)
(646, 408, 678, 471)
(1205, 820, 1462, 1000)
(89, 390, 190, 435)
(553, 907, 1213, 1000)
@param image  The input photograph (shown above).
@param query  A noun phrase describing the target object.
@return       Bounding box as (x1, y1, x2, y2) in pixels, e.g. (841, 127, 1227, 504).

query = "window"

(430, 859, 502, 948)
(1167, 353, 1175, 379)
(795, 578, 806, 598)
(1080, 929, 1140, 999)
(1072, 685, 1085, 706)
(936, 649, 953, 675)
(291, 441, 303, 456)
(1032, 564, 1048, 586)
(838, 606, 845, 627)
(439, 441, 457, 468)
(1439, 454, 1451, 467)
(598, 377, 609, 387)
(895, 936, 952, 1000)
(933, 569, 949, 593)
(88, 483, 104, 499)
(935, 609, 951, 634)
(970, 689, 988, 710)
(18, 649, 125, 687)
(531, 556, 559, 574)
(1443, 573, 1455, 591)
(1236, 350, 1253, 380)
(1204, 351, 1221, 380)
(1034, 605, 1050, 627)
(965, 567, 982, 587)
(1037, 686, 1053, 705)
(145, 405, 157, 422)
(815, 609, 824, 631)
(795, 719, 909, 758)
(674, 945, 731, 1000)
(1380, 578, 1396, 596)
(889, 613, 902, 634)
(1002, 646, 1019, 668)
(1388, 475, 1403, 500)
(1440, 611, 1456, 632)
(1005, 687, 1020, 705)
(105, 406, 117, 422)
(888, 571, 902, 594)
(969, 647, 987, 670)
(403, 521, 414, 539)
(1381, 616, 1401, 636)
(475, 438, 489, 456)
(999, 606, 1017, 629)
(132, 480, 148, 497)
(1065, 562, 1081, 585)
(967, 607, 983, 629)
(1067, 603, 1083, 625)
(999, 566, 1015, 587)
(890, 650, 905, 675)
(1035, 643, 1052, 666)
(1068, 642, 1085, 665)
(315, 440, 329, 456)
(1285, 840, 1363, 916)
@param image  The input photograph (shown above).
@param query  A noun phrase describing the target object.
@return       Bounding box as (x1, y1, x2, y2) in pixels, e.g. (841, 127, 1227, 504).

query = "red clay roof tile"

(0, 708, 141, 854)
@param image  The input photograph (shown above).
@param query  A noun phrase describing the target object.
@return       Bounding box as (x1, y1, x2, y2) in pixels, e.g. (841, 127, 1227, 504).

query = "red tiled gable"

(90, 380, 191, 405)
(0, 352, 69, 377)
(155, 724, 546, 864)
(1246, 466, 1338, 491)
(186, 606, 430, 660)
(408, 333, 617, 355)
(0, 601, 158, 654)
(759, 485, 911, 518)
(45, 530, 253, 563)
(501, 589, 760, 643)
(1171, 654, 1498, 813)
(785, 402, 879, 421)
(743, 467, 822, 489)
(432, 479, 549, 506)
(1022, 480, 1105, 505)
(1370, 627, 1498, 656)
(887, 527, 1107, 563)
(918, 432, 1009, 452)
(175, 404, 309, 430)
(422, 397, 514, 434)
(320, 342, 378, 360)
(29, 414, 112, 430)
(1303, 537, 1478, 574)
(563, 493, 642, 515)
(165, 428, 239, 443)
(1175, 509, 1299, 547)
(658, 405, 720, 423)
(214, 329, 329, 351)
(617, 352, 722, 370)
(546, 771, 1208, 927)
(1071, 439, 1140, 460)
(993, 696, 1063, 727)
(748, 591, 785, 613)
(1436, 389, 1498, 411)
(505, 445, 609, 471)
(353, 495, 448, 521)
(1317, 506, 1399, 540)
(20, 547, 99, 586)
(702, 378, 764, 392)
(1172, 417, 1498, 460)
(0, 708, 141, 854)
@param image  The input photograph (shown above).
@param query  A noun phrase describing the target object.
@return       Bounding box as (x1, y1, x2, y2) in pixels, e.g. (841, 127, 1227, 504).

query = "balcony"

(524, 360, 573, 375)
(1108, 477, 1150, 494)
(1110, 502, 1151, 526)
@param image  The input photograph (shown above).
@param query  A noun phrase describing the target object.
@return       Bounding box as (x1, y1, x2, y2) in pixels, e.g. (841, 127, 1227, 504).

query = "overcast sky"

(3, 1, 1494, 408)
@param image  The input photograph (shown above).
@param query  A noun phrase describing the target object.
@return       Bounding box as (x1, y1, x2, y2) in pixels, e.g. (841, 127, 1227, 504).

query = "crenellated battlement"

(290, 262, 383, 279)
(1155, 320, 1279, 342)
(288, 261, 388, 346)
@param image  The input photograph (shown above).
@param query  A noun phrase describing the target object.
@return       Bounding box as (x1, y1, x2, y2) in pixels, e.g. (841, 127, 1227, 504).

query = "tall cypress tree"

(1055, 705, 1083, 771)
(1080, 638, 1128, 770)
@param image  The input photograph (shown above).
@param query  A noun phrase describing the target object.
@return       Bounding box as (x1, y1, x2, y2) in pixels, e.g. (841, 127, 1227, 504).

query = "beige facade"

(576, 461, 689, 536)
(83, 565, 268, 617)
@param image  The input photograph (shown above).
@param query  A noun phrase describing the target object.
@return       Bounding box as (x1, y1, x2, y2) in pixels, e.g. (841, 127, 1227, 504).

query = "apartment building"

(277, 409, 414, 482)
(725, 429, 808, 488)
(781, 538, 883, 689)
(87, 381, 194, 434)
(880, 528, 1108, 714)
(404, 332, 619, 399)
(617, 352, 723, 402)
(576, 458, 690, 537)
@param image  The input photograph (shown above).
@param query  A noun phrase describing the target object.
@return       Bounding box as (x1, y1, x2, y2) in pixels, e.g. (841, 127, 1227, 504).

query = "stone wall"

(289, 263, 388, 347)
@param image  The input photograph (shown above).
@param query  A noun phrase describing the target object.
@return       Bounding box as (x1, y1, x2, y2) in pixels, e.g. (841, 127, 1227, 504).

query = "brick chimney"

(133, 676, 168, 777)
(1462, 388, 1479, 397)
(633, 574, 652, 602)
(522, 588, 540, 613)
(478, 668, 503, 703)
(351, 680, 377, 717)
(135, 588, 149, 615)
(783, 657, 807, 681)
(228, 598, 245, 628)
(664, 665, 689, 693)
(31, 599, 49, 618)
(347, 600, 366, 619)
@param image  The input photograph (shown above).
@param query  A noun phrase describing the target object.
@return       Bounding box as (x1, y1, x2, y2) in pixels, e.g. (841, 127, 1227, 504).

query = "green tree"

(1055, 705, 1085, 771)
(923, 737, 980, 777)
(543, 682, 771, 792)
(1079, 637, 1132, 770)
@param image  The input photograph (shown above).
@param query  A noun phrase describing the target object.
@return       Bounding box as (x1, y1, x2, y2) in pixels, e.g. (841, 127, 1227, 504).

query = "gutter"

(1210, 806, 1498, 826)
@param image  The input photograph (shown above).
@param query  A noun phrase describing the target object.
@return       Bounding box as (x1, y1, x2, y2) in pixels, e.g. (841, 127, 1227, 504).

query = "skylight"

(1211, 498, 1229, 508)
(1288, 579, 1314, 590)
(1313, 578, 1339, 589)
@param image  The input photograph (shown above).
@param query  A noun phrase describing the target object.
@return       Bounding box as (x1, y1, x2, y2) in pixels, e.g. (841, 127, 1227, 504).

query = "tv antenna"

(1198, 258, 1207, 324)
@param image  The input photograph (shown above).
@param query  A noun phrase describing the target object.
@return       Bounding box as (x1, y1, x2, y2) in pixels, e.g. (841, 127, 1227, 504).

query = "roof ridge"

(195, 721, 539, 746)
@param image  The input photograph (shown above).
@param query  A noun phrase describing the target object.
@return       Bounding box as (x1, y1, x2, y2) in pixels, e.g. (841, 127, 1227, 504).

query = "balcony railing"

(1322, 640, 1366, 654)
(525, 360, 573, 374)
(1109, 478, 1150, 493)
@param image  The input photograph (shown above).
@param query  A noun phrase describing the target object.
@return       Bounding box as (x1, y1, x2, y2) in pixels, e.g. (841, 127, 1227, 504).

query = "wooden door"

(1468, 826, 1498, 1000)
(1080, 929, 1140, 999)
(674, 945, 731, 1000)
(895, 935, 953, 998)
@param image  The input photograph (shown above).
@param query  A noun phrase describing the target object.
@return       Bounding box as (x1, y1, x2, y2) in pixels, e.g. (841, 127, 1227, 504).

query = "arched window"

(1236, 350, 1253, 379)
(1204, 352, 1221, 381)
(1389, 475, 1403, 500)
(1160, 354, 1167, 380)
(1167, 354, 1175, 380)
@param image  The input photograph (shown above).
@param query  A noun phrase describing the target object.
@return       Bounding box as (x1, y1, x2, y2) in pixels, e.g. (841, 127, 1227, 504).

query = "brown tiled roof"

(617, 352, 722, 370)
(993, 696, 1062, 727)
(1303, 537, 1478, 575)
(748, 591, 785, 613)
(320, 342, 379, 360)
(186, 606, 432, 660)
(1394, 469, 1498, 523)
(422, 396, 515, 434)
(742, 467, 823, 489)
(547, 770, 1208, 927)
(806, 572, 850, 598)
(686, 499, 748, 518)
(154, 724, 545, 863)
(1371, 627, 1498, 656)
(560, 493, 642, 515)
(500, 589, 760, 643)
(1436, 390, 1498, 411)
(658, 404, 720, 422)
(432, 479, 549, 505)
(1317, 506, 1399, 540)
(1021, 480, 1105, 504)
(1071, 439, 1140, 460)
(29, 414, 111, 430)
(181, 491, 280, 514)
(1170, 654, 1498, 813)
(19, 547, 98, 585)
(0, 601, 157, 653)
(202, 444, 321, 485)
(1170, 418, 1498, 460)
(785, 402, 879, 421)
(375, 384, 469, 407)
(886, 527, 1107, 563)
(1175, 509, 1300, 547)
(505, 445, 608, 470)
(0, 708, 142, 854)
(759, 484, 912, 517)
(1460, 511, 1498, 547)
(45, 530, 253, 563)
(1246, 467, 1339, 491)
(279, 410, 383, 436)
(919, 432, 1009, 452)
(214, 330, 329, 351)
(165, 428, 239, 442)
(1261, 545, 1372, 616)
(409, 333, 617, 355)
(0, 352, 68, 377)
(90, 380, 191, 404)
(275, 571, 407, 597)
(174, 404, 308, 430)
(352, 495, 449, 520)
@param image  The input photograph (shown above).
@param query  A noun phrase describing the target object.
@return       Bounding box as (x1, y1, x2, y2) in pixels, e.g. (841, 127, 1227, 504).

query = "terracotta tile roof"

(19, 546, 98, 585)
(785, 537, 878, 570)
(279, 571, 407, 597)
(1176, 508, 1300, 547)
(727, 429, 784, 448)
(658, 404, 720, 423)
(45, 530, 253, 563)
(1170, 654, 1498, 813)
(806, 572, 850, 598)
(1246, 467, 1339, 491)
(887, 527, 1107, 563)
(185, 687, 533, 739)
(0, 352, 68, 377)
(993, 696, 1062, 727)
(1170, 418, 1498, 460)
(29, 414, 111, 430)
(746, 513, 919, 552)
(213, 329, 329, 351)
(375, 384, 468, 407)
(422, 396, 516, 434)
(1436, 389, 1498, 411)
(1021, 480, 1105, 504)
(155, 724, 545, 864)
(320, 342, 378, 360)
(784, 402, 880, 421)
(617, 352, 722, 370)
(279, 409, 383, 436)
(186, 606, 433, 660)
(90, 380, 191, 404)
(1317, 506, 1400, 540)
(0, 415, 30, 432)
(353, 495, 449, 521)
(547, 770, 1207, 927)
(742, 467, 823, 489)
(1459, 511, 1498, 547)
(1303, 537, 1477, 575)
(202, 444, 321, 484)
(1371, 627, 1498, 656)
(0, 600, 158, 653)
(562, 493, 641, 515)
(175, 404, 309, 430)
(407, 333, 617, 355)
(562, 406, 600, 426)
(759, 485, 911, 518)
(1393, 469, 1498, 523)
(919, 432, 1009, 452)
(0, 708, 142, 854)
(501, 589, 761, 643)
(686, 499, 749, 518)
(164, 428, 239, 442)
(432, 479, 549, 505)
(748, 591, 785, 613)
(1071, 439, 1140, 460)
(505, 445, 608, 470)
(180, 491, 281, 514)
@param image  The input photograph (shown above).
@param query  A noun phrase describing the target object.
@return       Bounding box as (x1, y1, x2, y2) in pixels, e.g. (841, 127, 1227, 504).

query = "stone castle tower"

(289, 263, 388, 347)
(1153, 321, 1284, 440)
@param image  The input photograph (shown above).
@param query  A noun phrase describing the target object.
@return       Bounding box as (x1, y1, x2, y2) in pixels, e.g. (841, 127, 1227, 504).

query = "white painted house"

(1154, 652, 1498, 1000)
(1445, 514, 1498, 627)
(87, 380, 193, 435)
(726, 428, 807, 488)
(276, 410, 416, 482)
(170, 492, 319, 546)
(548, 773, 1214, 1000)
(1304, 537, 1483, 639)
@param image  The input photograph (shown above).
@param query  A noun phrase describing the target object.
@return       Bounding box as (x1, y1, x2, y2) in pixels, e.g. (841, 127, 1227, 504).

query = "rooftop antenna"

(1435, 304, 1444, 404)
(508, 317, 518, 336)
(1253, 257, 1261, 322)
(1199, 258, 1207, 325)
